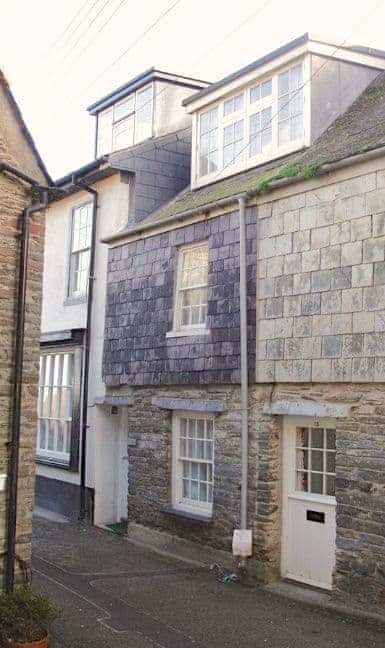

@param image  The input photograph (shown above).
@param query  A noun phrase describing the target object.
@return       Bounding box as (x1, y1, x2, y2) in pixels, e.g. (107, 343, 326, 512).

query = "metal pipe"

(0, 162, 48, 188)
(238, 196, 248, 532)
(71, 176, 98, 522)
(6, 191, 48, 592)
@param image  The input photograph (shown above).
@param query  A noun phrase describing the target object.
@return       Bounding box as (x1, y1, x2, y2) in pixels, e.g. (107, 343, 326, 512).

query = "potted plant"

(0, 587, 57, 647)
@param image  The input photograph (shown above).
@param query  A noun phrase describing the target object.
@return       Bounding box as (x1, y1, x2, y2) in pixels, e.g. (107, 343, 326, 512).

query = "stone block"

(312, 359, 332, 381)
(294, 317, 312, 337)
(321, 290, 341, 314)
(306, 185, 338, 205)
(331, 358, 352, 381)
(351, 216, 371, 241)
(299, 206, 317, 230)
(283, 209, 300, 233)
(284, 253, 301, 275)
(302, 336, 322, 358)
(273, 193, 305, 215)
(293, 272, 311, 294)
(302, 293, 321, 316)
(285, 338, 303, 358)
(258, 203, 272, 219)
(365, 332, 385, 356)
(365, 188, 385, 215)
(302, 249, 320, 272)
(353, 311, 374, 333)
(284, 295, 302, 317)
(341, 288, 363, 312)
(363, 237, 385, 263)
(331, 267, 352, 290)
(316, 203, 334, 227)
(374, 310, 385, 331)
(259, 319, 275, 340)
(323, 335, 342, 358)
(321, 245, 341, 270)
(335, 194, 365, 222)
(266, 339, 284, 359)
(271, 213, 284, 236)
(275, 317, 293, 338)
(341, 241, 362, 267)
(259, 217, 271, 239)
(259, 259, 267, 278)
(257, 340, 266, 360)
(342, 334, 364, 357)
(259, 278, 275, 298)
(312, 270, 331, 292)
(312, 314, 332, 336)
(332, 314, 352, 335)
(267, 256, 284, 277)
(256, 361, 275, 381)
(339, 173, 376, 198)
(265, 297, 283, 319)
(275, 275, 293, 297)
(372, 212, 385, 237)
(275, 233, 292, 256)
(293, 230, 310, 253)
(311, 226, 330, 249)
(330, 222, 350, 245)
(352, 357, 375, 381)
(374, 357, 385, 381)
(351, 264, 373, 288)
(364, 286, 385, 311)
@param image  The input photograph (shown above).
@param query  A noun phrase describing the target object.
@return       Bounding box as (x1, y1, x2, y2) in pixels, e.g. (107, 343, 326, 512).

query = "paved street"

(32, 515, 385, 648)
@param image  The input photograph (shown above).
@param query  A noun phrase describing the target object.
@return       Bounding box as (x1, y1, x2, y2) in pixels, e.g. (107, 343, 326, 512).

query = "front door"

(281, 416, 336, 590)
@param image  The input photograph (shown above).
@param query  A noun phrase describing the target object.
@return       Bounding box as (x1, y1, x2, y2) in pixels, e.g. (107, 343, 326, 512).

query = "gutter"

(71, 175, 98, 522)
(1, 164, 50, 592)
(102, 143, 385, 246)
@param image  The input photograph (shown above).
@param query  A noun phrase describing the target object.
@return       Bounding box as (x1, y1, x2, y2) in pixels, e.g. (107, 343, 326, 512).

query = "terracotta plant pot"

(10, 635, 49, 648)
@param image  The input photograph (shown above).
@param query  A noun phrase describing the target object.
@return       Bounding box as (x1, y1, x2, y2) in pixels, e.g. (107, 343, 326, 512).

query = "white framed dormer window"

(97, 83, 153, 155)
(194, 58, 307, 186)
(168, 242, 209, 337)
(37, 349, 81, 467)
(68, 201, 93, 300)
(172, 412, 214, 517)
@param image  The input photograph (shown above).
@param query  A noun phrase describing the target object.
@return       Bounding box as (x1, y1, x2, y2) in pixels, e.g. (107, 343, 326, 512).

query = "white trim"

(166, 328, 210, 338)
(170, 241, 209, 334)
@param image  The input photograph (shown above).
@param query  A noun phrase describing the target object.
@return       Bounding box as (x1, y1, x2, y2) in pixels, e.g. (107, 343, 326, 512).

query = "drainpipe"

(71, 176, 98, 522)
(238, 196, 249, 534)
(6, 190, 48, 593)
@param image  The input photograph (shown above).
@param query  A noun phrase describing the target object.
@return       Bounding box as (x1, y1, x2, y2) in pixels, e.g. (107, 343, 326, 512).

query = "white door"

(281, 416, 336, 590)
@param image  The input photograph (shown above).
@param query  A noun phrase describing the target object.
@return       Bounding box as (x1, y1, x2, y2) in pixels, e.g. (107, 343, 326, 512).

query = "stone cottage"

(102, 35, 385, 605)
(0, 70, 50, 588)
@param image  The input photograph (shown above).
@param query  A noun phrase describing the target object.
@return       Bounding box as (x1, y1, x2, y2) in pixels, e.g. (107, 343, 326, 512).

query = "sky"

(1, 0, 385, 179)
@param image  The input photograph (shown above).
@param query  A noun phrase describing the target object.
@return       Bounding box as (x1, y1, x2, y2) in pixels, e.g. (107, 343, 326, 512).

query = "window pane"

(311, 450, 323, 472)
(326, 452, 335, 473)
(200, 111, 210, 134)
(114, 96, 134, 121)
(279, 71, 289, 95)
(279, 96, 289, 121)
(261, 79, 272, 97)
(234, 94, 244, 111)
(296, 448, 308, 470)
(223, 98, 233, 116)
(311, 428, 323, 448)
(200, 133, 209, 154)
(291, 114, 303, 140)
(296, 471, 308, 491)
(326, 475, 335, 496)
(291, 64, 303, 90)
(250, 85, 260, 103)
(278, 120, 289, 145)
(326, 429, 336, 449)
(296, 427, 309, 447)
(310, 472, 323, 494)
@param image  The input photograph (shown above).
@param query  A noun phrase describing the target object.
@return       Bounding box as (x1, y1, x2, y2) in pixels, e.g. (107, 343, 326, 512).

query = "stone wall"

(125, 381, 385, 603)
(0, 173, 45, 582)
(103, 207, 256, 387)
(257, 167, 385, 383)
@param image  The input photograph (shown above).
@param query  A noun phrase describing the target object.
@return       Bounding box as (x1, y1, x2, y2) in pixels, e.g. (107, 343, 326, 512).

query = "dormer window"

(96, 84, 153, 156)
(194, 60, 307, 186)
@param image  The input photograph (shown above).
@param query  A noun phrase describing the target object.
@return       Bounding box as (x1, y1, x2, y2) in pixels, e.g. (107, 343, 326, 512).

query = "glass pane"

(261, 79, 272, 97)
(291, 114, 303, 140)
(183, 479, 189, 498)
(291, 64, 303, 90)
(47, 422, 55, 451)
(279, 71, 289, 95)
(326, 475, 335, 496)
(180, 418, 187, 437)
(197, 440, 204, 459)
(191, 463, 199, 479)
(223, 144, 233, 167)
(207, 484, 213, 503)
(234, 94, 244, 111)
(114, 96, 134, 121)
(326, 452, 335, 473)
(224, 125, 233, 145)
(326, 429, 336, 449)
(310, 472, 323, 494)
(291, 89, 303, 116)
(209, 150, 218, 173)
(191, 481, 199, 500)
(205, 440, 212, 460)
(57, 422, 64, 453)
(278, 96, 289, 121)
(311, 428, 324, 448)
(200, 111, 209, 134)
(197, 419, 204, 438)
(200, 133, 209, 153)
(250, 85, 260, 103)
(199, 154, 208, 176)
(209, 130, 218, 151)
(311, 450, 323, 472)
(180, 438, 186, 456)
(183, 462, 189, 478)
(207, 464, 213, 482)
(278, 120, 289, 145)
(200, 482, 207, 502)
(296, 471, 308, 492)
(234, 119, 243, 140)
(296, 448, 308, 470)
(200, 463, 207, 481)
(190, 306, 200, 325)
(223, 98, 233, 116)
(188, 438, 195, 457)
(296, 427, 308, 447)
(206, 420, 213, 439)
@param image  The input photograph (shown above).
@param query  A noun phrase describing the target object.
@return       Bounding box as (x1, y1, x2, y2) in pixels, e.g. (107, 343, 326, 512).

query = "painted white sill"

(166, 328, 210, 339)
(288, 492, 336, 506)
(162, 507, 213, 522)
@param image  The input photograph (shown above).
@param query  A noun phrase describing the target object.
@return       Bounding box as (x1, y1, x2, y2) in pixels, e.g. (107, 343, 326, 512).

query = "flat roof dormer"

(87, 69, 209, 159)
(185, 34, 385, 189)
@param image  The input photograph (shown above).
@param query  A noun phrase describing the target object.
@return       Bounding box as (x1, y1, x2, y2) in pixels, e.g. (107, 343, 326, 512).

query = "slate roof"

(119, 69, 385, 234)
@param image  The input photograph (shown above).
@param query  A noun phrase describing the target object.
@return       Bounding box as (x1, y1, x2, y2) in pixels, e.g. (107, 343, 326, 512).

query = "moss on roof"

(131, 70, 385, 231)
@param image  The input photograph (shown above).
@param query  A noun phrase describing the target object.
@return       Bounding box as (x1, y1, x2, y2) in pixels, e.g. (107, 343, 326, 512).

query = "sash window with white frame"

(37, 350, 76, 465)
(172, 413, 214, 516)
(173, 242, 208, 332)
(68, 202, 92, 299)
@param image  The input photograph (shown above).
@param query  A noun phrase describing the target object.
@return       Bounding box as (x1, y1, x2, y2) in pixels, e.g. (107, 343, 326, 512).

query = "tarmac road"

(32, 515, 385, 648)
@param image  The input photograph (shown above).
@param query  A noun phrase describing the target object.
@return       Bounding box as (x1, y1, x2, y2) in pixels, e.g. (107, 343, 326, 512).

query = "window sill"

(36, 456, 74, 471)
(166, 328, 210, 339)
(161, 507, 213, 523)
(64, 295, 88, 307)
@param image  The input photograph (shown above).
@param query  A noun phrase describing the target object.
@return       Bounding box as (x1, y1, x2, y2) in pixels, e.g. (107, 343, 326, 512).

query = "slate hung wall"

(103, 207, 256, 386)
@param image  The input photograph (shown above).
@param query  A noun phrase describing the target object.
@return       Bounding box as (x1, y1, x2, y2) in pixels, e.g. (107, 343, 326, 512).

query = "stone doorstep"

(118, 523, 385, 628)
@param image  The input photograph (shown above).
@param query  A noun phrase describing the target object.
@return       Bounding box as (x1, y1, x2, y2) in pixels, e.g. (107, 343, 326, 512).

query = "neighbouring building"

(101, 34, 385, 606)
(36, 69, 209, 523)
(0, 70, 50, 586)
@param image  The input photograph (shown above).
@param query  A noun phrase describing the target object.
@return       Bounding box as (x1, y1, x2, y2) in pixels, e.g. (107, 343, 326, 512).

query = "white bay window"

(196, 60, 306, 183)
(172, 413, 214, 516)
